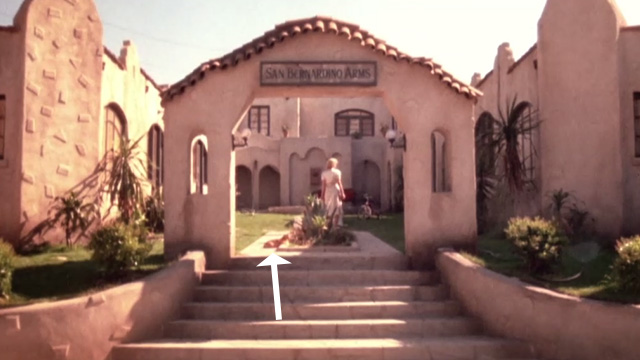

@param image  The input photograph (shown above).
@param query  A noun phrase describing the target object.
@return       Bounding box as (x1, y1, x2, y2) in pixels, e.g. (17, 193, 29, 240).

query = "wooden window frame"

(634, 92, 640, 158)
(105, 105, 127, 157)
(147, 125, 164, 188)
(431, 131, 449, 193)
(0, 95, 5, 161)
(192, 139, 208, 195)
(248, 105, 270, 136)
(518, 106, 536, 182)
(334, 109, 375, 137)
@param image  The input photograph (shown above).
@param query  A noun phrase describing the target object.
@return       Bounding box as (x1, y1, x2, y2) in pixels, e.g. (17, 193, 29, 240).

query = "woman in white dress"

(321, 157, 346, 227)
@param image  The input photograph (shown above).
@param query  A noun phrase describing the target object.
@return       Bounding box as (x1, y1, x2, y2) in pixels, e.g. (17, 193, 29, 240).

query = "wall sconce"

(385, 129, 406, 151)
(232, 128, 252, 150)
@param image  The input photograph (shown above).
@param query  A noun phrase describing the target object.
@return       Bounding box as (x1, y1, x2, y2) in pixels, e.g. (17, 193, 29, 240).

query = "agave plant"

(49, 192, 98, 247)
(102, 134, 148, 225)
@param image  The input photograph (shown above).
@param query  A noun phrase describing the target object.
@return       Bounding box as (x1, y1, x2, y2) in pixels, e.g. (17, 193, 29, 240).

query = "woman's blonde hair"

(326, 157, 338, 169)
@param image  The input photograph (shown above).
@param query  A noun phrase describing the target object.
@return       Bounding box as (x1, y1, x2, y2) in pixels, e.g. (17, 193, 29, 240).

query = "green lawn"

(1, 239, 165, 308)
(2, 211, 404, 307)
(235, 212, 294, 252)
(464, 232, 638, 304)
(234, 212, 405, 253)
(344, 213, 405, 252)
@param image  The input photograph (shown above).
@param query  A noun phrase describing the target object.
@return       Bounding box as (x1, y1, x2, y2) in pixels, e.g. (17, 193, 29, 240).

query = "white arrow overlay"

(257, 253, 291, 320)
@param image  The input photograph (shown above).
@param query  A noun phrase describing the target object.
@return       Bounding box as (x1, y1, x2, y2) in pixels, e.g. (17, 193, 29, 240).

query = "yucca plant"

(102, 134, 148, 225)
(477, 96, 540, 192)
(548, 188, 572, 220)
(49, 192, 98, 247)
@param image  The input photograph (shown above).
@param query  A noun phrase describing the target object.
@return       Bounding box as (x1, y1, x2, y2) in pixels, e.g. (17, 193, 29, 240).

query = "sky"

(1, 0, 639, 86)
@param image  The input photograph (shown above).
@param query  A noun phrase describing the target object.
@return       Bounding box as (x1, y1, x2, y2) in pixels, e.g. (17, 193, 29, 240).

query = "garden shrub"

(144, 189, 164, 233)
(288, 194, 355, 246)
(0, 239, 16, 298)
(611, 236, 640, 292)
(505, 217, 567, 274)
(89, 223, 151, 274)
(321, 228, 356, 246)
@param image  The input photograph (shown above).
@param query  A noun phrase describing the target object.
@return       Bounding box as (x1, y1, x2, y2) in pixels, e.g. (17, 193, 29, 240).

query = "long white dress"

(321, 168, 343, 218)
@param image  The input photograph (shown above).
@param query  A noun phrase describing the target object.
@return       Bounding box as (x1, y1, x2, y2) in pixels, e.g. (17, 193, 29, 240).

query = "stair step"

(112, 337, 535, 360)
(165, 317, 481, 340)
(201, 270, 438, 286)
(183, 300, 461, 320)
(229, 254, 408, 270)
(194, 285, 448, 303)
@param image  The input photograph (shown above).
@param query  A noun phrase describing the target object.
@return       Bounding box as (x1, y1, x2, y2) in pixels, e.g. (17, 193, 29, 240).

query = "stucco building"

(2, 0, 640, 268)
(234, 96, 403, 212)
(0, 0, 164, 246)
(161, 16, 479, 269)
(472, 0, 640, 237)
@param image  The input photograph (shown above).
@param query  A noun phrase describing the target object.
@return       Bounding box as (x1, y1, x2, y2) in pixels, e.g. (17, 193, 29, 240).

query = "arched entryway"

(236, 166, 252, 210)
(259, 166, 280, 209)
(162, 16, 479, 269)
(353, 160, 381, 206)
(289, 148, 327, 205)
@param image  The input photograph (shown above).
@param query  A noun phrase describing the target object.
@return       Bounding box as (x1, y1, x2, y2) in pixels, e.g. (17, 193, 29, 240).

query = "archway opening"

(235, 165, 253, 210)
(228, 95, 405, 256)
(259, 166, 280, 209)
(353, 159, 381, 207)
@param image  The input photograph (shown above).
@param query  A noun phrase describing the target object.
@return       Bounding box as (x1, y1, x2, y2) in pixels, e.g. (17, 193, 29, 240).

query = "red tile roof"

(474, 43, 537, 89)
(103, 46, 125, 70)
(103, 45, 162, 92)
(163, 16, 481, 101)
(474, 70, 493, 89)
(507, 43, 537, 74)
(140, 68, 162, 92)
(0, 25, 19, 33)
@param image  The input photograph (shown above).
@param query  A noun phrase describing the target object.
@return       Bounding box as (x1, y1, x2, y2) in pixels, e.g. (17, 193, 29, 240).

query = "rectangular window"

(348, 119, 360, 135)
(335, 118, 348, 136)
(248, 105, 270, 136)
(361, 118, 374, 136)
(634, 93, 640, 157)
(0, 95, 5, 160)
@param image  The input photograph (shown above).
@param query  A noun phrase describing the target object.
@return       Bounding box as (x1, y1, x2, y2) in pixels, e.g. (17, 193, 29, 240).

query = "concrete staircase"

(112, 254, 538, 360)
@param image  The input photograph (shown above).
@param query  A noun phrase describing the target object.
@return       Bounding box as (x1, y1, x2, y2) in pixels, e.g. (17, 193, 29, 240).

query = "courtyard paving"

(238, 230, 400, 257)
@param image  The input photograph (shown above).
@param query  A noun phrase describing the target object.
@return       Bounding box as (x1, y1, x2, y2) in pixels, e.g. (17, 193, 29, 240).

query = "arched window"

(519, 105, 536, 182)
(475, 112, 495, 176)
(105, 104, 127, 156)
(335, 109, 374, 137)
(0, 95, 5, 160)
(191, 136, 208, 194)
(432, 131, 449, 193)
(148, 125, 164, 188)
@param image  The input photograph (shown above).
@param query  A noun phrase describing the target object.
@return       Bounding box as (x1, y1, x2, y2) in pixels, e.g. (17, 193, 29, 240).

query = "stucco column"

(252, 160, 259, 210)
(538, 0, 625, 237)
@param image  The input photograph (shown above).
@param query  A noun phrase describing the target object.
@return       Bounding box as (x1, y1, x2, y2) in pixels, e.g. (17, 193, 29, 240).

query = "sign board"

(260, 61, 377, 86)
